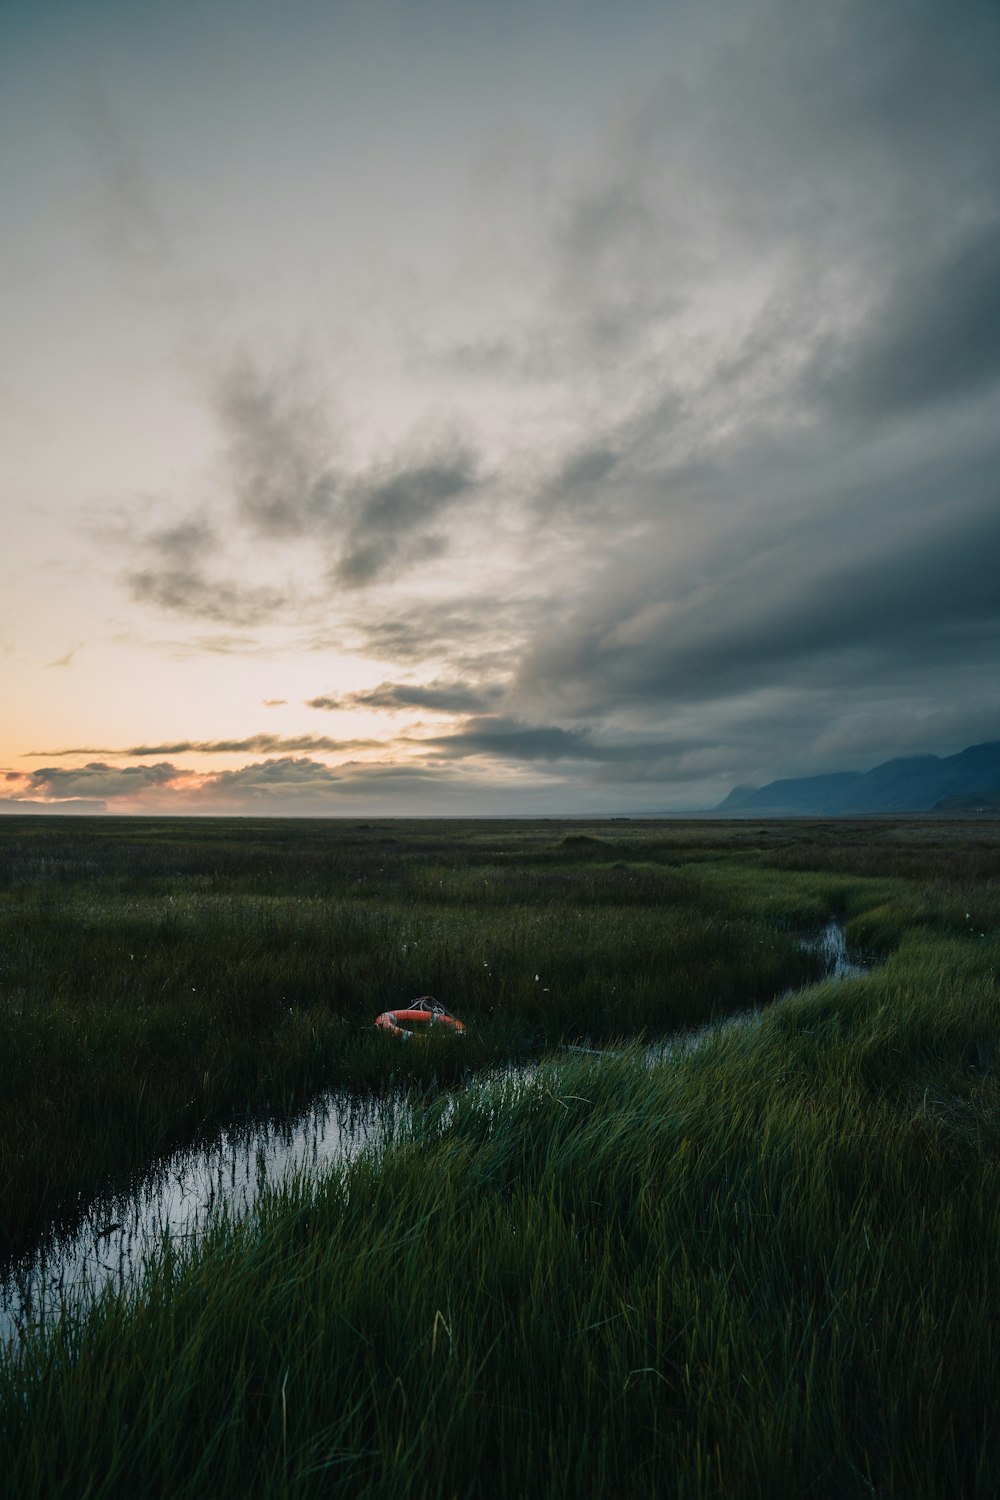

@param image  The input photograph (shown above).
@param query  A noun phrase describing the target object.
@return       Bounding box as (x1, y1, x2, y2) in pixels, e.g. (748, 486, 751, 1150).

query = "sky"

(2, 0, 999, 816)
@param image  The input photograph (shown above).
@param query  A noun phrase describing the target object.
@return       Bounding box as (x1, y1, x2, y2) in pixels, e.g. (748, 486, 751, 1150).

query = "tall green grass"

(4, 930, 999, 1497)
(2, 816, 881, 1261)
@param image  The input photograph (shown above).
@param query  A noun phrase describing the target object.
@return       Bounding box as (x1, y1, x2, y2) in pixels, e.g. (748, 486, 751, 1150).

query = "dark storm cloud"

(306, 679, 504, 715)
(418, 717, 739, 787)
(126, 516, 287, 626)
(514, 456, 1000, 720)
(84, 0, 1000, 800)
(450, 0, 1000, 438)
(627, 0, 1000, 269)
(822, 218, 1000, 421)
(473, 0, 1000, 793)
(682, 0, 1000, 429)
(424, 717, 595, 762)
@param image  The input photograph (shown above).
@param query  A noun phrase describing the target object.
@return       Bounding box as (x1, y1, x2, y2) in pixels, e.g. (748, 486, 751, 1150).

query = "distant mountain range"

(715, 741, 1000, 816)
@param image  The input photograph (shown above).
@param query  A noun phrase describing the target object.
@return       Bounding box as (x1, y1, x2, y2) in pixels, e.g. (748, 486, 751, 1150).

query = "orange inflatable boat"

(374, 997, 466, 1038)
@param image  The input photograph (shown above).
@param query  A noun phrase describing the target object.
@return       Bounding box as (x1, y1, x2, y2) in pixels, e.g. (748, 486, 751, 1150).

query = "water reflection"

(2, 1091, 409, 1347)
(811, 916, 867, 979)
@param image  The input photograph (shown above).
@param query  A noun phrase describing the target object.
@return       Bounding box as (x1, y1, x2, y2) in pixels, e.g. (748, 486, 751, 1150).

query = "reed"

(1, 815, 894, 1260)
(3, 925, 999, 1498)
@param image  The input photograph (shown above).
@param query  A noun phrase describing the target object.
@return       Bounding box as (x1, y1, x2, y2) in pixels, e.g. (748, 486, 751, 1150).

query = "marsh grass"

(4, 928, 1000, 1498)
(2, 818, 1000, 1495)
(0, 816, 886, 1259)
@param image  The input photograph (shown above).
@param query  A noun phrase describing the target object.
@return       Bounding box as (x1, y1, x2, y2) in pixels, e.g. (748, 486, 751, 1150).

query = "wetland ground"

(1, 814, 998, 1497)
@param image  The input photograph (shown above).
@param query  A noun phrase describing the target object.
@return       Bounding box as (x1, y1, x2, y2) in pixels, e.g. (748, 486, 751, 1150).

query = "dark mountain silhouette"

(716, 773, 860, 813)
(715, 741, 1000, 815)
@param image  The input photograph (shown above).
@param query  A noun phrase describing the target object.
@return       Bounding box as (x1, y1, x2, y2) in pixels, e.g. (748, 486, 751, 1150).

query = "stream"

(648, 914, 867, 1059)
(809, 917, 867, 981)
(1, 919, 863, 1348)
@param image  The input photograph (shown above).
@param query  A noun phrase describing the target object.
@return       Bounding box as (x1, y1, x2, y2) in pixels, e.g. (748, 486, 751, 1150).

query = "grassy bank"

(0, 815, 904, 1261)
(4, 921, 1000, 1498)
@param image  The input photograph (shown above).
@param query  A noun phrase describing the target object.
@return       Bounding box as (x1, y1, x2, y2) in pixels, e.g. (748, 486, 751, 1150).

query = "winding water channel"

(1, 919, 864, 1348)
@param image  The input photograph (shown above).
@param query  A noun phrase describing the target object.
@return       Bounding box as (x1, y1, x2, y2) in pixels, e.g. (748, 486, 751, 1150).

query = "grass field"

(2, 815, 999, 1496)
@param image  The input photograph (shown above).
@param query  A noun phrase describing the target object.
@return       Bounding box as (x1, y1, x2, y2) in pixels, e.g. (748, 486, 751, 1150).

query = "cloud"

(548, 445, 621, 496)
(27, 735, 383, 758)
(23, 762, 180, 800)
(191, 756, 556, 814)
(192, 756, 505, 813)
(547, 179, 685, 364)
(514, 456, 1000, 723)
(58, 0, 1000, 805)
(46, 643, 83, 669)
(340, 592, 544, 676)
(423, 716, 595, 763)
(215, 359, 482, 586)
(126, 516, 288, 626)
(306, 679, 504, 715)
(205, 757, 342, 795)
(5, 750, 531, 817)
(334, 438, 481, 587)
(821, 217, 1000, 421)
(81, 93, 176, 284)
(2, 756, 458, 816)
(215, 358, 340, 538)
(415, 716, 748, 788)
(117, 359, 487, 636)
